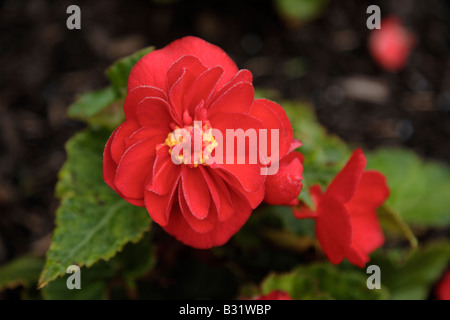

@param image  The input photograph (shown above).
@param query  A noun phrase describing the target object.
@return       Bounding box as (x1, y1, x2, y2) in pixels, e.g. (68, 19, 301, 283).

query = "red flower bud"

(264, 142, 303, 206)
(369, 16, 416, 72)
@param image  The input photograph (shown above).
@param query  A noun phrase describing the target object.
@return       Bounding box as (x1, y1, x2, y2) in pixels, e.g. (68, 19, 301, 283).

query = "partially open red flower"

(435, 269, 450, 300)
(103, 36, 302, 249)
(369, 16, 416, 72)
(293, 149, 389, 267)
(253, 290, 292, 300)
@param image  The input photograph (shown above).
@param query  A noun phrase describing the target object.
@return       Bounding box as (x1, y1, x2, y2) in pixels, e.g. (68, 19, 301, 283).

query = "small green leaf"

(372, 242, 450, 300)
(67, 47, 154, 129)
(106, 46, 154, 96)
(367, 148, 450, 227)
(0, 256, 44, 291)
(67, 87, 125, 130)
(39, 128, 151, 289)
(261, 263, 388, 300)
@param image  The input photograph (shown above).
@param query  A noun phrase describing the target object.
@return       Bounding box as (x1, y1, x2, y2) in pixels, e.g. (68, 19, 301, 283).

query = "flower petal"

(124, 86, 167, 120)
(114, 137, 159, 199)
(250, 99, 293, 158)
(214, 169, 265, 209)
(181, 166, 211, 220)
(210, 69, 253, 103)
(163, 190, 252, 249)
(110, 119, 140, 164)
(135, 96, 173, 131)
(345, 171, 389, 262)
(325, 149, 367, 204)
(144, 176, 179, 227)
(128, 36, 238, 92)
(207, 82, 254, 116)
(200, 167, 235, 222)
(146, 145, 181, 196)
(263, 153, 303, 206)
(125, 126, 166, 150)
(185, 66, 224, 115)
(315, 195, 352, 265)
(166, 55, 207, 91)
(178, 186, 215, 234)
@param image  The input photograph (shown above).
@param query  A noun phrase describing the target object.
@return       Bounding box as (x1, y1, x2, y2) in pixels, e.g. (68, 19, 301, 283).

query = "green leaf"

(372, 242, 450, 300)
(67, 47, 153, 129)
(42, 262, 114, 300)
(261, 263, 388, 300)
(39, 128, 151, 289)
(67, 87, 125, 130)
(106, 46, 154, 96)
(41, 234, 155, 300)
(0, 256, 44, 291)
(366, 148, 450, 227)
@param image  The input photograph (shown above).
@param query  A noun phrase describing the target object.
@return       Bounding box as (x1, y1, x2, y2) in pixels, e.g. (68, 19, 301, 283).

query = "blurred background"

(0, 0, 449, 298)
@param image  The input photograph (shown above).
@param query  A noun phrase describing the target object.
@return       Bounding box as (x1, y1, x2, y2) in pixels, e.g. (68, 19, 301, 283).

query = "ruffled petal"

(124, 86, 167, 120)
(214, 169, 264, 209)
(114, 138, 159, 199)
(144, 175, 179, 227)
(178, 185, 215, 234)
(210, 69, 253, 103)
(207, 82, 254, 116)
(200, 166, 235, 222)
(185, 66, 223, 115)
(128, 36, 238, 92)
(110, 119, 140, 164)
(135, 96, 173, 131)
(166, 55, 207, 91)
(146, 145, 181, 196)
(250, 99, 293, 159)
(163, 190, 252, 249)
(181, 166, 210, 219)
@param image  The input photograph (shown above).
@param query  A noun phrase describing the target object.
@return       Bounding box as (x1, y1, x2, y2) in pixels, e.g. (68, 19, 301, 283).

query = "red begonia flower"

(253, 290, 293, 300)
(292, 149, 389, 267)
(436, 269, 450, 300)
(369, 16, 416, 72)
(103, 36, 302, 249)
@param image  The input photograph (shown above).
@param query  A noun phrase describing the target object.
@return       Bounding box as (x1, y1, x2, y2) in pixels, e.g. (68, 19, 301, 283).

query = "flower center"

(164, 120, 218, 167)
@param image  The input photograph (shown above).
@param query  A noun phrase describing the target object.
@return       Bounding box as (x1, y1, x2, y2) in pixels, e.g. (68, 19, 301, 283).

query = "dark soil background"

(0, 0, 449, 298)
